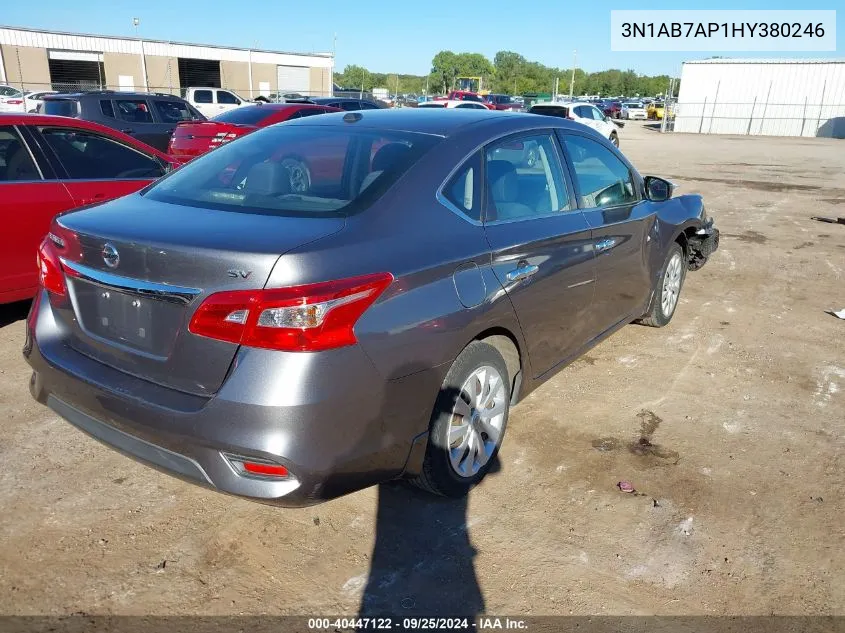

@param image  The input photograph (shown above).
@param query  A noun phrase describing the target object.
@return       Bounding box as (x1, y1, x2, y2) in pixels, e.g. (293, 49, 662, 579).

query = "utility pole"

(331, 33, 337, 97)
(133, 18, 149, 92)
(360, 68, 365, 99)
(569, 49, 577, 100)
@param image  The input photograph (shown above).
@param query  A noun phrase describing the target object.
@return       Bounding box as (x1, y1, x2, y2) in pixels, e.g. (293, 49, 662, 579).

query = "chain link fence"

(659, 98, 845, 138)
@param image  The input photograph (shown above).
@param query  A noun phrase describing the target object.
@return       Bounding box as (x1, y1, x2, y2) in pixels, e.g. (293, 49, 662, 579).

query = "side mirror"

(644, 176, 675, 202)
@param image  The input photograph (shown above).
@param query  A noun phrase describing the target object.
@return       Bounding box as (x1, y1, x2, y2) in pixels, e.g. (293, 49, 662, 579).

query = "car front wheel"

(638, 242, 686, 327)
(412, 341, 510, 498)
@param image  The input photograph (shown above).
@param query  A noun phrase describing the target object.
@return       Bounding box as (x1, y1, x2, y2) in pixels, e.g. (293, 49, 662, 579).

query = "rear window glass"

(42, 99, 79, 118)
(211, 106, 275, 125)
(144, 126, 439, 218)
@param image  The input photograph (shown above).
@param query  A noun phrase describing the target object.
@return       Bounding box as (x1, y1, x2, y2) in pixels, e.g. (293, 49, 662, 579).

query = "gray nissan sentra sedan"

(25, 109, 719, 506)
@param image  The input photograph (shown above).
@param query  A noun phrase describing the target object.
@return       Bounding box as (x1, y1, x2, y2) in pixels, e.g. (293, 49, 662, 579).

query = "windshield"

(144, 125, 440, 218)
(212, 106, 277, 125)
(623, 102, 641, 108)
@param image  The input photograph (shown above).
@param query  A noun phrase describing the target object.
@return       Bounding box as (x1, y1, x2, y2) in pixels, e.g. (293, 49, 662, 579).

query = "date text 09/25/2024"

(307, 617, 528, 630)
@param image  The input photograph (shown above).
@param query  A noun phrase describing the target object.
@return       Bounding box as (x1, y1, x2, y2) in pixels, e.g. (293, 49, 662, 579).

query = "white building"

(0, 25, 334, 99)
(674, 58, 845, 138)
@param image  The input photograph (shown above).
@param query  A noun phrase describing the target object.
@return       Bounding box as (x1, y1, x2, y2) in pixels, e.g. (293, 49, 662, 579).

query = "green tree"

(431, 50, 459, 93)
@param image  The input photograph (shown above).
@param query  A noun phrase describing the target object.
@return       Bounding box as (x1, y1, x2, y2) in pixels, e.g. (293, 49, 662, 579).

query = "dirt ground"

(0, 122, 843, 618)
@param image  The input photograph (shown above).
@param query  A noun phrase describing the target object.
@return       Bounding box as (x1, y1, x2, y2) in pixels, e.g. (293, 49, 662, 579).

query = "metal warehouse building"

(674, 59, 845, 139)
(0, 25, 334, 99)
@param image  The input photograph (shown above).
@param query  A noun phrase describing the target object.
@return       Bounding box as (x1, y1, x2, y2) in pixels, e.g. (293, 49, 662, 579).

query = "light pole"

(331, 33, 337, 97)
(133, 18, 149, 92)
(247, 40, 258, 100)
(568, 49, 577, 100)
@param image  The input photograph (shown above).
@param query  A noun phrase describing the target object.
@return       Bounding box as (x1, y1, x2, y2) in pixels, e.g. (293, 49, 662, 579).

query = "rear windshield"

(530, 106, 569, 118)
(419, 103, 446, 108)
(42, 99, 80, 118)
(211, 106, 276, 125)
(144, 125, 440, 218)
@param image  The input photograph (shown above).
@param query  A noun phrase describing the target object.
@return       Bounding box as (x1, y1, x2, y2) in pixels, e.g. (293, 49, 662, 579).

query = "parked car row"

(0, 85, 58, 113)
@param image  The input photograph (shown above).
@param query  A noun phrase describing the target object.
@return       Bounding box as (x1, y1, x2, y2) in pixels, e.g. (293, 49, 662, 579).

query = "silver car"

(25, 109, 719, 506)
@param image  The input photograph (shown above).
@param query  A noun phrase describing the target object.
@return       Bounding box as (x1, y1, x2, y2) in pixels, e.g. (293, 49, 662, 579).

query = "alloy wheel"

(661, 252, 683, 317)
(448, 365, 507, 478)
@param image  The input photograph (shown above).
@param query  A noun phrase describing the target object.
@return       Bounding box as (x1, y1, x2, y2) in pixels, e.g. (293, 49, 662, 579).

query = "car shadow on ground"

(357, 458, 500, 628)
(0, 300, 30, 329)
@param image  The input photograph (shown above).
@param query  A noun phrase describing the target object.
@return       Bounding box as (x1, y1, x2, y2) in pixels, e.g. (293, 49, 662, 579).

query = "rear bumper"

(25, 291, 440, 506)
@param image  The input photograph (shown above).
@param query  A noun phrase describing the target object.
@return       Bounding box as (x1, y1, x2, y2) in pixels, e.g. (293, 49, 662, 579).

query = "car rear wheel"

(638, 242, 686, 327)
(412, 341, 510, 498)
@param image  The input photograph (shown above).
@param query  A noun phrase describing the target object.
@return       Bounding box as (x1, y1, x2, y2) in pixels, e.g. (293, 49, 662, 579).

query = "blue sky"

(2, 0, 841, 76)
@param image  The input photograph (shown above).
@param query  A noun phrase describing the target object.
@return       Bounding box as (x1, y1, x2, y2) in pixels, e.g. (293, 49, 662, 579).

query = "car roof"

(0, 113, 172, 159)
(310, 96, 369, 103)
(43, 91, 184, 100)
(281, 107, 585, 138)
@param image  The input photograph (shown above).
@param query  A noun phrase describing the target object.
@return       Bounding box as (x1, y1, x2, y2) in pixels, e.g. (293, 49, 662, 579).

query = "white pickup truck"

(184, 87, 252, 118)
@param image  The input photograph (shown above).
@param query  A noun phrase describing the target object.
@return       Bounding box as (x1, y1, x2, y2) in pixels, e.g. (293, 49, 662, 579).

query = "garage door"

(276, 65, 311, 95)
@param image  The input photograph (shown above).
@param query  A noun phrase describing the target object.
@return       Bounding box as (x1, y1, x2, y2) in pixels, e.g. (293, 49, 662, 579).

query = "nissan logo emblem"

(102, 243, 120, 269)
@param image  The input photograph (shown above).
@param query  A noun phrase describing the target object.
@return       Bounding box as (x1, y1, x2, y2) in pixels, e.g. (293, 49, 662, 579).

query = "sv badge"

(227, 269, 253, 279)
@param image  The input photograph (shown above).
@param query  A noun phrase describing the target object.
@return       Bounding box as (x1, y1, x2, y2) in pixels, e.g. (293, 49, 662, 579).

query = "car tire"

(638, 242, 686, 328)
(610, 132, 619, 148)
(412, 341, 510, 498)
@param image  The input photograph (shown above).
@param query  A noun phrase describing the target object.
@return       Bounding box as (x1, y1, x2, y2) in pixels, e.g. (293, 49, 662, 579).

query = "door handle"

(505, 263, 539, 282)
(120, 128, 134, 134)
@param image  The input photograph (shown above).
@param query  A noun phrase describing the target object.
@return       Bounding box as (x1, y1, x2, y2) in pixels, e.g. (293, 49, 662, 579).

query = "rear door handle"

(120, 129, 134, 134)
(505, 263, 539, 282)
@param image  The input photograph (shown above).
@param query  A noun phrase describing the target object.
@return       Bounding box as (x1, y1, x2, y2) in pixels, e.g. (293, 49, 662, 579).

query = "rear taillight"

(189, 272, 394, 352)
(7, 99, 23, 105)
(36, 238, 66, 297)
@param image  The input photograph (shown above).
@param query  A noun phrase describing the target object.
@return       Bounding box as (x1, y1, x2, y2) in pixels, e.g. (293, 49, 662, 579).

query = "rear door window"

(114, 99, 154, 124)
(484, 133, 572, 221)
(338, 101, 361, 111)
(0, 126, 41, 181)
(193, 90, 213, 104)
(37, 128, 165, 180)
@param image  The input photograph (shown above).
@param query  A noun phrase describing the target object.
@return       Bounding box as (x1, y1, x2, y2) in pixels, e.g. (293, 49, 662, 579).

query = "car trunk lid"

(168, 121, 255, 159)
(52, 194, 344, 396)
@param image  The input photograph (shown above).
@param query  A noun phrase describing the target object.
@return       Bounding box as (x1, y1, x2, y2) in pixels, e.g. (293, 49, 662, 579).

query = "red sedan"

(0, 113, 178, 304)
(167, 103, 341, 161)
